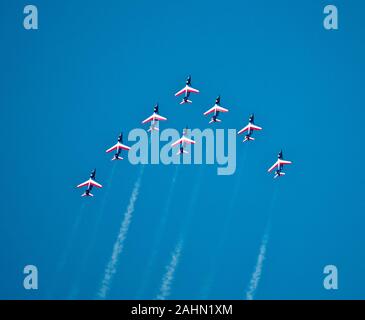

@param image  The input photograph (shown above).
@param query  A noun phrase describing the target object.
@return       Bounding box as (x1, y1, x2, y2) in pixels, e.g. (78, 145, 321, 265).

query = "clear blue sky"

(1, 0, 364, 299)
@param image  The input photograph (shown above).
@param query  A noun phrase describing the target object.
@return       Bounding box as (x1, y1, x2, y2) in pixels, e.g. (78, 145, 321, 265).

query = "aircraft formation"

(76, 75, 292, 196)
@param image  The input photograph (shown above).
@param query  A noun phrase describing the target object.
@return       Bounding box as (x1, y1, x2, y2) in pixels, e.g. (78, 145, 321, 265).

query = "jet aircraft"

(106, 133, 131, 161)
(171, 127, 196, 155)
(203, 96, 229, 123)
(142, 104, 167, 132)
(237, 114, 262, 142)
(175, 76, 200, 104)
(76, 169, 103, 197)
(268, 150, 292, 178)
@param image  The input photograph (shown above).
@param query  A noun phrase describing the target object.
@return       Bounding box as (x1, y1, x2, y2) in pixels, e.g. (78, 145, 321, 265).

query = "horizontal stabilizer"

(180, 99, 192, 105)
(177, 149, 189, 155)
(112, 156, 123, 161)
(209, 118, 222, 124)
(274, 172, 286, 179)
(148, 126, 159, 132)
(243, 136, 255, 142)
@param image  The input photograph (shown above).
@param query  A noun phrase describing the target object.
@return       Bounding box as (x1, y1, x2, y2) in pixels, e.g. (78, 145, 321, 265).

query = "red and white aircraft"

(203, 96, 229, 123)
(175, 76, 200, 104)
(268, 150, 292, 178)
(105, 133, 131, 161)
(171, 127, 196, 155)
(76, 169, 102, 197)
(237, 114, 262, 142)
(141, 104, 167, 132)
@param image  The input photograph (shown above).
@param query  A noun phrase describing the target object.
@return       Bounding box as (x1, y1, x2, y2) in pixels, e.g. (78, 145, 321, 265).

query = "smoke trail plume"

(136, 165, 179, 298)
(156, 240, 183, 300)
(245, 186, 278, 300)
(245, 230, 269, 300)
(155, 166, 203, 300)
(97, 167, 144, 299)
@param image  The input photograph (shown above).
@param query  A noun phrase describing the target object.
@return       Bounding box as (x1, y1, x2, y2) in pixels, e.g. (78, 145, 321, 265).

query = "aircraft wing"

(250, 124, 262, 131)
(154, 114, 167, 121)
(77, 179, 91, 188)
(106, 144, 118, 153)
(215, 106, 228, 113)
(142, 113, 167, 124)
(171, 138, 183, 147)
(142, 114, 155, 124)
(77, 178, 102, 188)
(237, 124, 250, 135)
(106, 142, 131, 153)
(175, 85, 199, 96)
(171, 137, 196, 148)
(203, 106, 217, 116)
(279, 160, 292, 166)
(204, 105, 228, 116)
(89, 179, 102, 188)
(174, 87, 186, 97)
(117, 142, 131, 151)
(268, 160, 280, 173)
(181, 137, 196, 145)
(238, 123, 262, 135)
(186, 85, 199, 94)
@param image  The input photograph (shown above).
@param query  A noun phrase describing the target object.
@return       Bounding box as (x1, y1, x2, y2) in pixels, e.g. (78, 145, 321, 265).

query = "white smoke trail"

(136, 165, 179, 298)
(156, 240, 183, 300)
(97, 167, 144, 299)
(245, 185, 278, 300)
(245, 230, 270, 300)
(155, 167, 203, 300)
